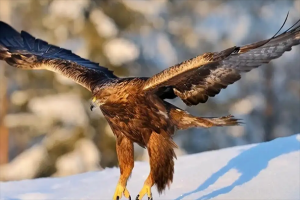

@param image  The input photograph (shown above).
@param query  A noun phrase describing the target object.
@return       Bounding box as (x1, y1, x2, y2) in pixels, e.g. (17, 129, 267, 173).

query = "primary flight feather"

(144, 19, 300, 105)
(0, 22, 116, 91)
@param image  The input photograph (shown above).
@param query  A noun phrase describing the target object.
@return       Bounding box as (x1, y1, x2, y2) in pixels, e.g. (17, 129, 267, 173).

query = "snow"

(1, 134, 299, 200)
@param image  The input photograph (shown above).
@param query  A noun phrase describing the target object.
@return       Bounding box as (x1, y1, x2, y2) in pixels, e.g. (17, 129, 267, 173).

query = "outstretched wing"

(143, 20, 300, 105)
(0, 21, 117, 91)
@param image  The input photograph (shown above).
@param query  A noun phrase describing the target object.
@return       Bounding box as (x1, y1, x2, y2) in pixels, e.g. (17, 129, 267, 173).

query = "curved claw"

(113, 184, 131, 200)
(136, 185, 152, 200)
(135, 194, 153, 200)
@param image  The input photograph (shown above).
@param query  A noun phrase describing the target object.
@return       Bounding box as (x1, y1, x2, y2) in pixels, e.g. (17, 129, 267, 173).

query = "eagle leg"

(136, 174, 153, 200)
(113, 135, 134, 200)
(136, 132, 176, 200)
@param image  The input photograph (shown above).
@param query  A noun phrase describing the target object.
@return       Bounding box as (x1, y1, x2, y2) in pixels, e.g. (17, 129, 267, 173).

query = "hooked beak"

(90, 97, 96, 111)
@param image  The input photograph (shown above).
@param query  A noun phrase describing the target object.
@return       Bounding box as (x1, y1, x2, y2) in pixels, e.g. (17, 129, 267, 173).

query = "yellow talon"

(113, 184, 131, 200)
(136, 185, 152, 200)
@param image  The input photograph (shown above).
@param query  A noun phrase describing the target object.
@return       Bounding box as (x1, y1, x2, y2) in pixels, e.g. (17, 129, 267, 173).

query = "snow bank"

(1, 134, 299, 200)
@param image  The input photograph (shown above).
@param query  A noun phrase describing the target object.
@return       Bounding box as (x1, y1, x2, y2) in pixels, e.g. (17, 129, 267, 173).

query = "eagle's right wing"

(0, 21, 117, 92)
(143, 19, 300, 105)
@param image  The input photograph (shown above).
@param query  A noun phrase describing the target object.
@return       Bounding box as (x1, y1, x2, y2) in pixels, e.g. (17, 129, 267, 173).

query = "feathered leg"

(113, 135, 134, 200)
(136, 132, 177, 200)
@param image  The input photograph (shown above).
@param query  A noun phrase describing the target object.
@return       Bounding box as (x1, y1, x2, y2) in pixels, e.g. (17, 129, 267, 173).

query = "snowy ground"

(1, 134, 299, 200)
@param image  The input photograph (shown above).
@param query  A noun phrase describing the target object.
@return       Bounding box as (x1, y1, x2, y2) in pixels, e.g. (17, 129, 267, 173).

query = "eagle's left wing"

(143, 20, 300, 105)
(0, 21, 117, 92)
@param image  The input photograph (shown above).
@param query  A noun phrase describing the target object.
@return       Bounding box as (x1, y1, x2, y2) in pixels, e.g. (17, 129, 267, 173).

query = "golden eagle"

(0, 18, 299, 200)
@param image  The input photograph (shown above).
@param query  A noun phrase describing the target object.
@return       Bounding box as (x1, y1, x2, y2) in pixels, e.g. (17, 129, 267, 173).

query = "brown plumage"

(0, 17, 299, 200)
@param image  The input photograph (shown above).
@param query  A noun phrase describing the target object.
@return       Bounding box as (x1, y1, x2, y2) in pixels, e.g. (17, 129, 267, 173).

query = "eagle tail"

(167, 102, 241, 129)
(193, 115, 242, 128)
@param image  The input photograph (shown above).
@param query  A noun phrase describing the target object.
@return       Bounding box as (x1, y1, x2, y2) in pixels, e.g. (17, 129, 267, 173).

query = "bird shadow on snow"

(175, 135, 300, 200)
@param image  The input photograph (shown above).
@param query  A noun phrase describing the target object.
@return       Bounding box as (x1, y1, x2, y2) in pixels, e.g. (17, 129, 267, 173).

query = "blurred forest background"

(0, 0, 299, 181)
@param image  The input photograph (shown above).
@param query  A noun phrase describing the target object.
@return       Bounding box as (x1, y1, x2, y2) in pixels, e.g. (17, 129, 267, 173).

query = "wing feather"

(0, 21, 117, 91)
(143, 20, 300, 105)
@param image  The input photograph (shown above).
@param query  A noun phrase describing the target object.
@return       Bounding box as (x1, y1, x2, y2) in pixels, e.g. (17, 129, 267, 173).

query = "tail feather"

(166, 102, 241, 129)
(194, 115, 242, 128)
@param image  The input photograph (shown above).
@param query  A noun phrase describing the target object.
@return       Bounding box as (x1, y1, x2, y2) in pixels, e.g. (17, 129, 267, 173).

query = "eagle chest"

(101, 94, 172, 145)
